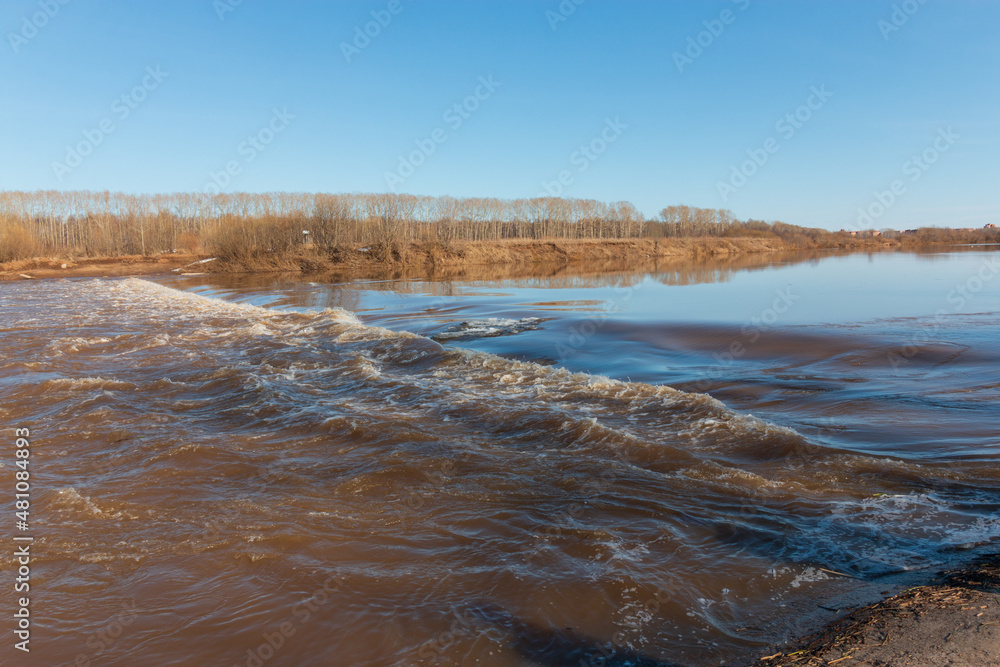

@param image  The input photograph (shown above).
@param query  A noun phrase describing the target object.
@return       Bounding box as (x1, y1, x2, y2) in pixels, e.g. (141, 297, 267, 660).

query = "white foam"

(41, 377, 137, 391)
(117, 278, 360, 325)
(433, 317, 542, 340)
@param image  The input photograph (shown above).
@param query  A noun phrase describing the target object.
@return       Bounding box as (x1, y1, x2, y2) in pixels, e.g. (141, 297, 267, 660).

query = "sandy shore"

(0, 254, 207, 280)
(750, 554, 1000, 667)
(0, 238, 854, 280)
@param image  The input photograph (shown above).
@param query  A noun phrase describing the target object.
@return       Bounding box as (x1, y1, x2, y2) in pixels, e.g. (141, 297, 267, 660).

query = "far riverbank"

(0, 236, 926, 280)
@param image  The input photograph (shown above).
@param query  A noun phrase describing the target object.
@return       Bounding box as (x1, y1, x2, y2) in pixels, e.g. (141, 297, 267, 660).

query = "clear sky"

(2, 0, 998, 229)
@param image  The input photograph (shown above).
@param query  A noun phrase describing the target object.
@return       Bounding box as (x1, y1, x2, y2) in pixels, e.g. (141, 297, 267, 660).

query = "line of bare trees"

(2, 190, 994, 263)
(0, 191, 720, 260)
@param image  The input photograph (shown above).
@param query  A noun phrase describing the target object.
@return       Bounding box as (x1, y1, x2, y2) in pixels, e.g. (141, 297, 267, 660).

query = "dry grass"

(0, 220, 41, 262)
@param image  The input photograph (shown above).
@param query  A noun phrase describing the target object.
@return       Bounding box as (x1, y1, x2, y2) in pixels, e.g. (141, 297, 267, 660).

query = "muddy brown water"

(1, 249, 998, 666)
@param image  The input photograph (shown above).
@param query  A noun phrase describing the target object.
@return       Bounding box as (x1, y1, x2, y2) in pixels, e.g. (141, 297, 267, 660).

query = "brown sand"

(0, 237, 905, 280)
(753, 555, 1000, 667)
(205, 238, 801, 273)
(0, 238, 822, 280)
(0, 253, 205, 280)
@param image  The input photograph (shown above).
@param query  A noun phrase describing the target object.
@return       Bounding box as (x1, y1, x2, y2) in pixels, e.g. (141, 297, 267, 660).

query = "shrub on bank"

(203, 216, 301, 265)
(0, 221, 41, 262)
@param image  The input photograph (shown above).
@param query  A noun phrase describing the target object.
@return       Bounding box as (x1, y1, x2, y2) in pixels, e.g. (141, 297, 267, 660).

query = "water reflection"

(163, 249, 860, 312)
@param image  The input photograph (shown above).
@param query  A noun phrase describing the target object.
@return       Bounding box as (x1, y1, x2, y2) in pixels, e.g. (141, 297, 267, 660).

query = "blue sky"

(2, 0, 998, 229)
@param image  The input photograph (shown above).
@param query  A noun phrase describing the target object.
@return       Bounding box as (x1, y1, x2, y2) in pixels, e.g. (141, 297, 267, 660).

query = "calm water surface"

(1, 249, 998, 666)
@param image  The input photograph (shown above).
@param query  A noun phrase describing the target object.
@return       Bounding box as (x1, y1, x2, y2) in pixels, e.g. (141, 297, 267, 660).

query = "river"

(1, 248, 998, 666)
